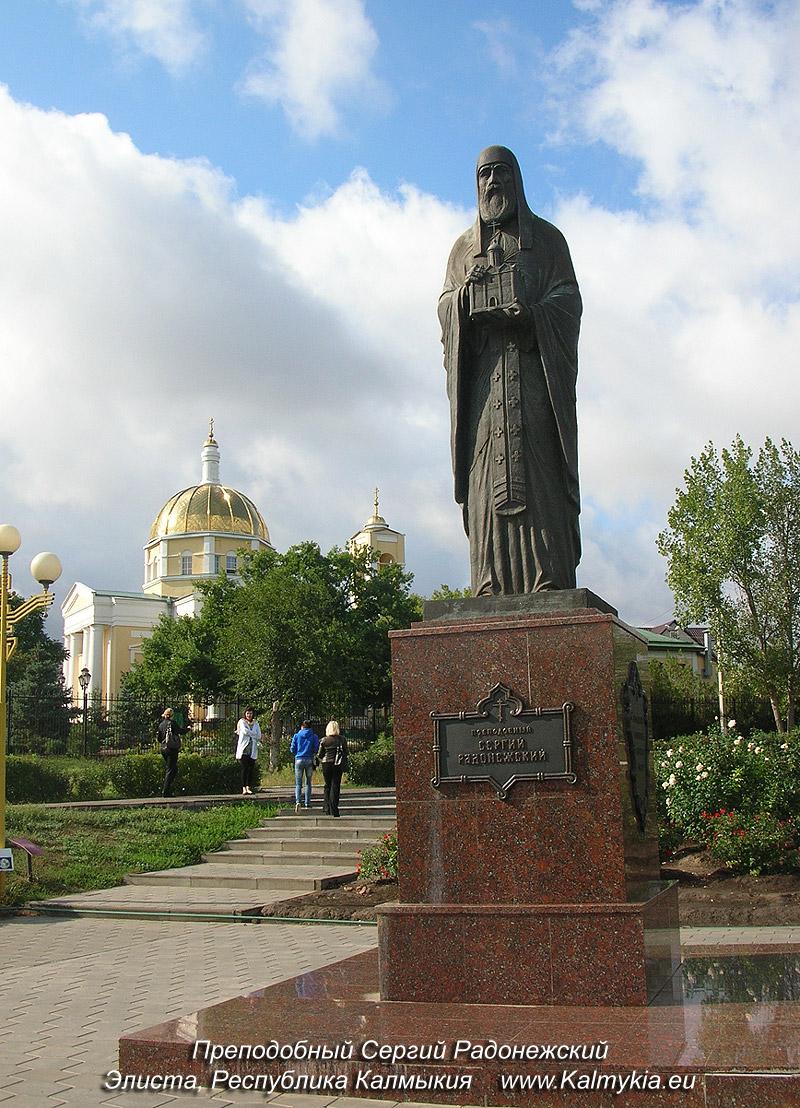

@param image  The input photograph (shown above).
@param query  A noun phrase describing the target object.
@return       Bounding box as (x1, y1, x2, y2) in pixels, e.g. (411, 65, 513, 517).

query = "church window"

(181, 552, 192, 576)
(226, 553, 237, 574)
(213, 554, 221, 574)
(379, 553, 394, 565)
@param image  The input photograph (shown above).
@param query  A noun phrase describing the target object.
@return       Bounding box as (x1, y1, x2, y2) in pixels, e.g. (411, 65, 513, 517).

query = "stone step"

(245, 825, 389, 842)
(202, 850, 360, 866)
(275, 805, 397, 818)
(235, 836, 375, 853)
(125, 863, 355, 891)
(266, 816, 395, 831)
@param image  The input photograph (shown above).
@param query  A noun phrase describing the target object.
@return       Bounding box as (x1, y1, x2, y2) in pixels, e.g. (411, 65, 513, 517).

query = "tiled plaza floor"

(0, 914, 378, 1106)
(1, 914, 798, 1107)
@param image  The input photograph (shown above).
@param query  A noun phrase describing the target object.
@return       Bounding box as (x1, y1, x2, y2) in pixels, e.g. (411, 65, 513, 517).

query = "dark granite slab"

(422, 588, 618, 623)
(120, 946, 800, 1106)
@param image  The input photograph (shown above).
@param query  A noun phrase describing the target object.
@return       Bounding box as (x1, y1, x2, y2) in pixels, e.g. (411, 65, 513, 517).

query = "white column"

(204, 536, 214, 575)
(88, 625, 104, 696)
(63, 634, 75, 693)
(105, 630, 113, 703)
(159, 539, 170, 579)
(201, 439, 221, 484)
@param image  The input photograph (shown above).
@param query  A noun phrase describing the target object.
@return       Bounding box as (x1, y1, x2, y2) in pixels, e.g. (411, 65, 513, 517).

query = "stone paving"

(1, 914, 799, 1107)
(0, 913, 379, 1107)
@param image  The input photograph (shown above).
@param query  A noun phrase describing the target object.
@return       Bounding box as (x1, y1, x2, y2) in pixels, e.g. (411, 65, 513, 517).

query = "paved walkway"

(0, 913, 380, 1106)
(1, 912, 798, 1107)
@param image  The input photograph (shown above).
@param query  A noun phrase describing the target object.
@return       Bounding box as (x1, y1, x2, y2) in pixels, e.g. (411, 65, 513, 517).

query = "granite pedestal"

(377, 596, 680, 1006)
(119, 594, 800, 1104)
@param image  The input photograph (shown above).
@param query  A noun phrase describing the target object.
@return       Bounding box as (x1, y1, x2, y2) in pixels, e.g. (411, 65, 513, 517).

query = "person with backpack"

(290, 720, 319, 812)
(157, 708, 188, 798)
(319, 720, 349, 818)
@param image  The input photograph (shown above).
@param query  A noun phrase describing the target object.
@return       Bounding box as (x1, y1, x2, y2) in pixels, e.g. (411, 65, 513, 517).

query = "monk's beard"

(479, 188, 516, 225)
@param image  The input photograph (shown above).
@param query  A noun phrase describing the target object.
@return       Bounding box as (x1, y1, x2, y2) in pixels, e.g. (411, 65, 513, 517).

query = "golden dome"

(148, 484, 270, 543)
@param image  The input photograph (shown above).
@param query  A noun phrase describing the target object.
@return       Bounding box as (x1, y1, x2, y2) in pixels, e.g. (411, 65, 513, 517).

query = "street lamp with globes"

(0, 525, 62, 895)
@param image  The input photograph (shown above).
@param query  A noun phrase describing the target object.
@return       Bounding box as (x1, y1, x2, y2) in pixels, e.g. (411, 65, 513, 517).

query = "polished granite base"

(119, 946, 800, 1106)
(377, 881, 680, 1006)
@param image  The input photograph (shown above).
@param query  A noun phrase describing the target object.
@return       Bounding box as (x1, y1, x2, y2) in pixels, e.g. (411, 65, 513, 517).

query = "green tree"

(6, 596, 73, 752)
(122, 575, 235, 701)
(124, 543, 419, 716)
(657, 436, 800, 731)
(429, 583, 472, 599)
(217, 543, 419, 714)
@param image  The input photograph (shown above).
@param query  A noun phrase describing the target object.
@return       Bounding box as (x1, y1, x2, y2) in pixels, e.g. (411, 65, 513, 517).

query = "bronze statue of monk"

(439, 146, 582, 595)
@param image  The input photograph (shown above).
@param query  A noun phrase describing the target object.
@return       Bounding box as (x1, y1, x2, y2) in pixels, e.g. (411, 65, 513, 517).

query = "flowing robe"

(439, 215, 582, 595)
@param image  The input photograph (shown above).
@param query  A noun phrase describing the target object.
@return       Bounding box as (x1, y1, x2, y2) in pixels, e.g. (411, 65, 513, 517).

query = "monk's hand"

(465, 264, 487, 285)
(503, 301, 530, 322)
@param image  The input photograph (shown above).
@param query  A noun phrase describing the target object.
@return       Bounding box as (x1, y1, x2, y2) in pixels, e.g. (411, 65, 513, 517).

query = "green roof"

(636, 628, 704, 652)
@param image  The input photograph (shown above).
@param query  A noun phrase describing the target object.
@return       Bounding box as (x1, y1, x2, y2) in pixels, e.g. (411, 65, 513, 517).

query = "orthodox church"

(61, 425, 404, 701)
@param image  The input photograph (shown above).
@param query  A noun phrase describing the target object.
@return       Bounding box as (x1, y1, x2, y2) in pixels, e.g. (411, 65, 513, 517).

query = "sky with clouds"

(1, 0, 798, 631)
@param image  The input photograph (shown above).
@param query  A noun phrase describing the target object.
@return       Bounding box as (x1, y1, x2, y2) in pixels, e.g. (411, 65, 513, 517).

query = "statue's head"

(476, 145, 523, 226)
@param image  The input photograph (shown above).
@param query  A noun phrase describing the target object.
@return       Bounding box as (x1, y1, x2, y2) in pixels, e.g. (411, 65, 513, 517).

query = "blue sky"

(0, 1, 635, 211)
(1, 0, 798, 630)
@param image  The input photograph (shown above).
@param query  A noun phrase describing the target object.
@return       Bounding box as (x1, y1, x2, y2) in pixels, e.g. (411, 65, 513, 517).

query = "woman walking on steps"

(157, 708, 188, 798)
(235, 706, 261, 795)
(320, 720, 349, 817)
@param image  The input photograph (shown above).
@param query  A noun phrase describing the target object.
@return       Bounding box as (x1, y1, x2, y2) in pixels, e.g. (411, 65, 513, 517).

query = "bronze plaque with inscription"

(431, 683, 576, 799)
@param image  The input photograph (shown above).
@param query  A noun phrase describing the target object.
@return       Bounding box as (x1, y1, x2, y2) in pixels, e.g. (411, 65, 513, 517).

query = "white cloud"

(239, 0, 386, 139)
(0, 84, 468, 611)
(4, 0, 800, 632)
(539, 0, 800, 621)
(72, 0, 208, 72)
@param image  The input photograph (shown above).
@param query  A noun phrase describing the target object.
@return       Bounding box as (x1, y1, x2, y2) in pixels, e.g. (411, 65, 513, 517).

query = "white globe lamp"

(0, 525, 21, 557)
(30, 552, 63, 590)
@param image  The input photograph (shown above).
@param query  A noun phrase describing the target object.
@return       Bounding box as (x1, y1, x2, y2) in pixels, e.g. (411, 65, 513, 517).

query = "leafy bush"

(67, 760, 118, 801)
(701, 809, 798, 875)
(104, 755, 163, 798)
(6, 753, 261, 803)
(357, 831, 398, 881)
(348, 732, 394, 786)
(655, 725, 800, 838)
(6, 757, 71, 803)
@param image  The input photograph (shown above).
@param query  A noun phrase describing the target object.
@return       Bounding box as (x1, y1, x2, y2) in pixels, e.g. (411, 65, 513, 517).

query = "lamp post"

(78, 667, 91, 757)
(0, 525, 62, 897)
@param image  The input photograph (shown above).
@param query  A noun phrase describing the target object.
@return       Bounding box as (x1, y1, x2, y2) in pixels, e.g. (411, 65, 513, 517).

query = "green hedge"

(6, 754, 261, 804)
(348, 733, 395, 787)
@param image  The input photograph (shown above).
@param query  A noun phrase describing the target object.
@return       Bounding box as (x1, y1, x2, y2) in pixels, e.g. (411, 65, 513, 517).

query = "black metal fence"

(649, 692, 775, 741)
(5, 692, 389, 758)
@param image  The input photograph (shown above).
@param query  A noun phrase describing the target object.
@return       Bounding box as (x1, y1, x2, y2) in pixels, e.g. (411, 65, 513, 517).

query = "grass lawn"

(1, 802, 277, 907)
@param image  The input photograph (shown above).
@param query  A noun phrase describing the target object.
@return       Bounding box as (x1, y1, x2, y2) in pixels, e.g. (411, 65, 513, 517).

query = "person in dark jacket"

(157, 707, 188, 797)
(290, 720, 319, 812)
(319, 720, 349, 817)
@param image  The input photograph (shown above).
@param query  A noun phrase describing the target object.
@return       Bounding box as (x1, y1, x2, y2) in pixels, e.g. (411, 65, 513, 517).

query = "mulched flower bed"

(259, 869, 800, 926)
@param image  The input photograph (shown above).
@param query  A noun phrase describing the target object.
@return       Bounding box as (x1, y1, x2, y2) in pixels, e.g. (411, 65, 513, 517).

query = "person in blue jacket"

(290, 720, 320, 812)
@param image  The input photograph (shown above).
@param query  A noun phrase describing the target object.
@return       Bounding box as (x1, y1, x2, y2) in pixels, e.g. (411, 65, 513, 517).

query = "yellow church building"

(62, 426, 405, 701)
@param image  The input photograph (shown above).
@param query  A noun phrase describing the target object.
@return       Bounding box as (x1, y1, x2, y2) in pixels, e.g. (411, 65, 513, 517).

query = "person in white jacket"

(235, 707, 261, 795)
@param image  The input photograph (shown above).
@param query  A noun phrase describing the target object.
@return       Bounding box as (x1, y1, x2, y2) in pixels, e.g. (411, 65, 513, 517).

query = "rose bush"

(655, 726, 800, 838)
(700, 809, 798, 875)
(357, 831, 398, 881)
